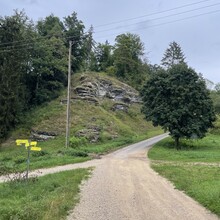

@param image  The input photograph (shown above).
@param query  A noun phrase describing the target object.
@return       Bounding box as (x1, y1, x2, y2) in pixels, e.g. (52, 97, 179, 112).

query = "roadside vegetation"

(0, 168, 91, 220)
(148, 120, 220, 217)
(0, 73, 162, 176)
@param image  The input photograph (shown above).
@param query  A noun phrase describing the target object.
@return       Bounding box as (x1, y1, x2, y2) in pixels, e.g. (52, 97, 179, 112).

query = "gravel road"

(67, 134, 219, 220)
(0, 134, 218, 220)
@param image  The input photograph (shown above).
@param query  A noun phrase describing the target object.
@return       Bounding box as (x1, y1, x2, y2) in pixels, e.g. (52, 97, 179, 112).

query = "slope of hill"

(0, 72, 162, 174)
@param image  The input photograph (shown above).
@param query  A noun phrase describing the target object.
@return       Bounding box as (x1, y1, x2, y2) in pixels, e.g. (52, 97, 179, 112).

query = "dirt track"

(67, 134, 219, 220)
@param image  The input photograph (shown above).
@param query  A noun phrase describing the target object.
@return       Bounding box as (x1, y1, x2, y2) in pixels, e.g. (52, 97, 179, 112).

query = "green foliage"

(0, 10, 92, 140)
(113, 33, 149, 88)
(0, 169, 90, 220)
(149, 135, 220, 216)
(149, 135, 220, 162)
(0, 11, 34, 139)
(58, 149, 88, 157)
(152, 165, 220, 216)
(141, 64, 216, 148)
(210, 91, 220, 114)
(94, 41, 113, 72)
(161, 41, 186, 68)
(64, 12, 86, 72)
(70, 136, 88, 148)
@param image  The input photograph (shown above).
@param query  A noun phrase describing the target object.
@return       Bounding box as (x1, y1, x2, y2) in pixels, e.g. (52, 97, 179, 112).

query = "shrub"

(14, 157, 26, 164)
(70, 136, 87, 148)
(32, 150, 49, 157)
(57, 149, 88, 157)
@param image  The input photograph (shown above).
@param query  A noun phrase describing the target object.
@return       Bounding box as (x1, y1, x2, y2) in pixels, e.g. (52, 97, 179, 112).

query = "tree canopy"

(141, 64, 216, 148)
(161, 41, 186, 69)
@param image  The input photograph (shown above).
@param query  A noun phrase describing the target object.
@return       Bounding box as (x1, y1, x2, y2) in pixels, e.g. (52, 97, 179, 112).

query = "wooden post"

(66, 41, 72, 148)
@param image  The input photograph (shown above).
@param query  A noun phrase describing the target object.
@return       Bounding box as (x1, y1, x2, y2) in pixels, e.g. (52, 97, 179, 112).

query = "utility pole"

(66, 40, 72, 148)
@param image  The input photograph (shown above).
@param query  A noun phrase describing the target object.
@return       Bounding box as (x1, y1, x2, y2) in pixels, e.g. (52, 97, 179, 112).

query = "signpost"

(16, 139, 41, 180)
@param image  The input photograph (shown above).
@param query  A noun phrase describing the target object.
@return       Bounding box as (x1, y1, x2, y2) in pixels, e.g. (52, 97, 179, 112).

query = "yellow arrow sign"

(16, 140, 41, 151)
(31, 147, 42, 151)
(30, 141, 37, 147)
(16, 139, 29, 147)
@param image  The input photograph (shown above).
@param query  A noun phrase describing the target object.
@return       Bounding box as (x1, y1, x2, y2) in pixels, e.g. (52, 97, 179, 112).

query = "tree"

(94, 41, 113, 72)
(82, 25, 96, 71)
(141, 64, 216, 149)
(161, 41, 186, 69)
(31, 14, 68, 104)
(215, 83, 220, 93)
(0, 10, 34, 139)
(64, 12, 85, 72)
(113, 33, 149, 88)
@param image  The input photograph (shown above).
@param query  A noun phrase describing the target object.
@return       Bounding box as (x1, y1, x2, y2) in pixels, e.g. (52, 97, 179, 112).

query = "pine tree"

(161, 41, 186, 69)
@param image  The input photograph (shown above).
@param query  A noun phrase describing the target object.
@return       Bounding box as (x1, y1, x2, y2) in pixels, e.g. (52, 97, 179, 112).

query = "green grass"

(0, 72, 163, 175)
(152, 164, 220, 216)
(149, 133, 220, 217)
(0, 137, 89, 175)
(0, 168, 91, 220)
(148, 134, 220, 162)
(0, 129, 163, 175)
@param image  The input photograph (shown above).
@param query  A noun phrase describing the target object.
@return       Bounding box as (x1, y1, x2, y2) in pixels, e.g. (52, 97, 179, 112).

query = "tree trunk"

(175, 137, 180, 150)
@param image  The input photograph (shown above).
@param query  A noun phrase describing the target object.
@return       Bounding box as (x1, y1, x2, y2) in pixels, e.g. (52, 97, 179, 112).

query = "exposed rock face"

(31, 130, 57, 141)
(76, 125, 101, 143)
(112, 103, 129, 112)
(72, 75, 141, 105)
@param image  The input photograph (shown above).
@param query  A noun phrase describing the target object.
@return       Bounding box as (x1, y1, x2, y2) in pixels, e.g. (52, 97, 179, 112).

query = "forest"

(0, 10, 219, 141)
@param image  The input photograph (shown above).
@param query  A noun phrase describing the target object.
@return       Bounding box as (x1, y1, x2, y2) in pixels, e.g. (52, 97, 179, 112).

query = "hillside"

(0, 72, 162, 174)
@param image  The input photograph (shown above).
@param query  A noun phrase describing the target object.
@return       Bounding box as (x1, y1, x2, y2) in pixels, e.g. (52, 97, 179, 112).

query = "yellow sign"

(31, 147, 42, 151)
(16, 139, 41, 151)
(30, 141, 37, 147)
(16, 139, 29, 147)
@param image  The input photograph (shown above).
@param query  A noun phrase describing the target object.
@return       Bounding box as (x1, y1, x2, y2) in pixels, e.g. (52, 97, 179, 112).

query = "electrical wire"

(94, 9, 220, 40)
(94, 2, 220, 34)
(0, 1, 220, 52)
(94, 0, 215, 28)
(0, 0, 218, 48)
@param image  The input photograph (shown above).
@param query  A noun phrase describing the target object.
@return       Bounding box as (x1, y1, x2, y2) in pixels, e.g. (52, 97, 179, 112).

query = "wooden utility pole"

(66, 41, 72, 148)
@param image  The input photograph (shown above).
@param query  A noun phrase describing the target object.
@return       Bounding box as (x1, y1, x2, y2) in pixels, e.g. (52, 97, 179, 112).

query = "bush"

(70, 136, 87, 148)
(14, 157, 26, 164)
(57, 149, 88, 157)
(32, 150, 49, 157)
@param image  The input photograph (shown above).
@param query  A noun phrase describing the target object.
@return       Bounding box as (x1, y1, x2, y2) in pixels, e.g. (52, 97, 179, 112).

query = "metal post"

(26, 146, 30, 180)
(66, 41, 72, 148)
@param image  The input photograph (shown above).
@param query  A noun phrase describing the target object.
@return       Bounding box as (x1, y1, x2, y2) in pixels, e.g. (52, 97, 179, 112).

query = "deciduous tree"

(141, 64, 216, 149)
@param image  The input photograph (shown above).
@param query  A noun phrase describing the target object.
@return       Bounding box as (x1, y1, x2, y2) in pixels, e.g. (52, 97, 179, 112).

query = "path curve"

(67, 134, 219, 220)
(0, 134, 219, 220)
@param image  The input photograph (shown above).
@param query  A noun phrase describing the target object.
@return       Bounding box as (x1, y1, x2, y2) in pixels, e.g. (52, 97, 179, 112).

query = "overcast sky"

(1, 0, 220, 84)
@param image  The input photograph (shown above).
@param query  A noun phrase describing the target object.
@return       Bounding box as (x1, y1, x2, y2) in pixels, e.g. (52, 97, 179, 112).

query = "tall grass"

(0, 169, 90, 220)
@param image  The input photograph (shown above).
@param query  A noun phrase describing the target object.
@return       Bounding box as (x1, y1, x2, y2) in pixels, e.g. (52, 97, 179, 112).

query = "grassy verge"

(148, 134, 220, 217)
(148, 134, 220, 162)
(0, 129, 163, 175)
(0, 168, 91, 220)
(152, 165, 220, 216)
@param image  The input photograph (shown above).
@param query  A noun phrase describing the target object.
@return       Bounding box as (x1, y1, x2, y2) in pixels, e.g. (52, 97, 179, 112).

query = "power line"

(94, 9, 220, 40)
(0, 0, 217, 48)
(0, 3, 220, 52)
(94, 2, 220, 34)
(94, 0, 215, 28)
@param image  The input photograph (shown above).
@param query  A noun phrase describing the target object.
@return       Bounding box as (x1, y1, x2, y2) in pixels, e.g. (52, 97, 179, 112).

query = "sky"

(1, 0, 220, 84)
